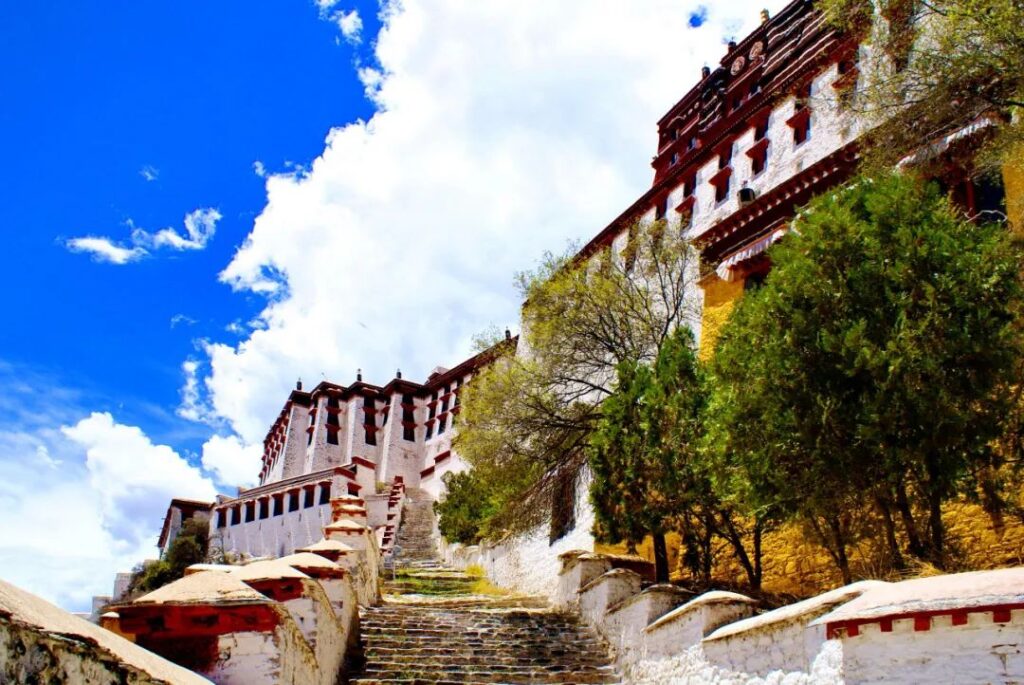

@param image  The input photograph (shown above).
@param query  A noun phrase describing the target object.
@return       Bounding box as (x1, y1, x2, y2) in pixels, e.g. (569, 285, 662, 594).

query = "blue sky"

(0, 0, 775, 610)
(0, 1, 376, 454)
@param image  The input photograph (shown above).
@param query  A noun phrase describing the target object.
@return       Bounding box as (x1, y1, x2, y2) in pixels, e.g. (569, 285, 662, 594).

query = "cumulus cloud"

(253, 160, 268, 178)
(61, 413, 217, 542)
(201, 434, 261, 488)
(196, 0, 778, 447)
(0, 368, 217, 611)
(139, 165, 160, 182)
(335, 10, 362, 43)
(65, 236, 147, 264)
(138, 208, 221, 251)
(66, 208, 221, 265)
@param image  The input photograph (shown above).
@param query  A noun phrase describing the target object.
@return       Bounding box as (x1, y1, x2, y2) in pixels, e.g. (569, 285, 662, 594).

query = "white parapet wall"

(438, 473, 598, 600)
(554, 551, 1024, 685)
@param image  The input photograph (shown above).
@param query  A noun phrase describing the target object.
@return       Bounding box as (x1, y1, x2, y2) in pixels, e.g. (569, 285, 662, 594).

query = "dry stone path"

(350, 489, 620, 684)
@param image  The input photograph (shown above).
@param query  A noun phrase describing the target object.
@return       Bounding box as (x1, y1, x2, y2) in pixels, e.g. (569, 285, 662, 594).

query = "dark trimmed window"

(304, 488, 315, 508)
(549, 471, 577, 543)
(289, 492, 300, 512)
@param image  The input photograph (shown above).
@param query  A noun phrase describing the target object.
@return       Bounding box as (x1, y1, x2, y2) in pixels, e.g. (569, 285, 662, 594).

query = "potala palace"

(4, 0, 1024, 683)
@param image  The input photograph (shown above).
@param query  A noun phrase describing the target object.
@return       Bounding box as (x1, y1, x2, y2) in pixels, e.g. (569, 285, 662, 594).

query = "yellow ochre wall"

(1004, 154, 1024, 233)
(697, 275, 746, 361)
(597, 269, 1024, 597)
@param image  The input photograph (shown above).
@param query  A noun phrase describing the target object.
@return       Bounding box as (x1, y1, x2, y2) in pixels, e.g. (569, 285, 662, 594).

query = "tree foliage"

(434, 470, 503, 545)
(129, 517, 211, 595)
(706, 172, 1024, 579)
(820, 0, 1024, 174)
(454, 219, 701, 536)
(588, 327, 707, 582)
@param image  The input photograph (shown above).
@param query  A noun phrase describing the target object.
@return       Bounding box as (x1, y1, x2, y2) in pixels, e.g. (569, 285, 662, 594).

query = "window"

(272, 494, 284, 516)
(655, 197, 668, 221)
(363, 396, 376, 445)
(755, 118, 769, 141)
(402, 398, 416, 442)
(437, 415, 447, 434)
(319, 485, 331, 505)
(670, 152, 680, 166)
(549, 470, 577, 543)
(687, 135, 698, 151)
(441, 386, 450, 413)
(327, 396, 340, 409)
(259, 500, 269, 520)
(216, 510, 227, 528)
(245, 501, 256, 523)
(684, 174, 696, 198)
(714, 172, 731, 203)
(792, 114, 810, 145)
(304, 488, 315, 508)
(289, 492, 300, 512)
(718, 142, 733, 170)
(425, 422, 434, 440)
(751, 148, 768, 175)
(791, 83, 812, 145)
(326, 409, 340, 445)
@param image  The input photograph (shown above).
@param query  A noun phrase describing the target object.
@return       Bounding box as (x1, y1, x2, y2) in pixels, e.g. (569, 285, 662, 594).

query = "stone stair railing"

(554, 551, 1024, 684)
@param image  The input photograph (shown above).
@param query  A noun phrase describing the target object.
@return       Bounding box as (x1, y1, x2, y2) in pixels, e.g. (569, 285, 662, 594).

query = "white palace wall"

(440, 470, 597, 600)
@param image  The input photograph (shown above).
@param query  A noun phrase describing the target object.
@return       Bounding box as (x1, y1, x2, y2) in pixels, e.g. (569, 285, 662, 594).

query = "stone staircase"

(350, 489, 619, 684)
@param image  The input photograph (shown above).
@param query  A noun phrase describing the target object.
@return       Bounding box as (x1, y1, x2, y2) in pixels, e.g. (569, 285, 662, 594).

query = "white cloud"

(61, 413, 217, 540)
(67, 208, 221, 264)
(335, 9, 362, 43)
(253, 160, 268, 178)
(196, 0, 778, 445)
(177, 359, 212, 425)
(141, 208, 221, 251)
(65, 236, 147, 264)
(201, 434, 261, 488)
(169, 313, 197, 328)
(139, 165, 160, 182)
(0, 401, 216, 611)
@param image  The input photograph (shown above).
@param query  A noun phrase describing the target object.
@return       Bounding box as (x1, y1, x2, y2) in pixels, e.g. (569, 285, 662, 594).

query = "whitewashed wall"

(440, 472, 597, 600)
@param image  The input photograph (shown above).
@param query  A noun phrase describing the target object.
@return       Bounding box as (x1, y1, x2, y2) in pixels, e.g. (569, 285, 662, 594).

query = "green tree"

(129, 517, 211, 594)
(820, 0, 1024, 175)
(588, 327, 708, 583)
(456, 219, 701, 535)
(434, 470, 502, 545)
(707, 172, 1024, 579)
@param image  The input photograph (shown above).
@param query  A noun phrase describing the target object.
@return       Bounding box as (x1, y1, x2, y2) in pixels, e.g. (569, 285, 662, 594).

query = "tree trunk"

(924, 455, 946, 569)
(652, 531, 670, 584)
(718, 509, 760, 591)
(894, 478, 925, 558)
(875, 495, 905, 571)
(752, 517, 764, 590)
(827, 515, 853, 585)
(700, 512, 715, 584)
(809, 515, 852, 586)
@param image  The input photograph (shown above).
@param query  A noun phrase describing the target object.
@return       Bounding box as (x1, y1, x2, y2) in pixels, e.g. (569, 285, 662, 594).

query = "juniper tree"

(706, 172, 1024, 578)
(588, 327, 708, 583)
